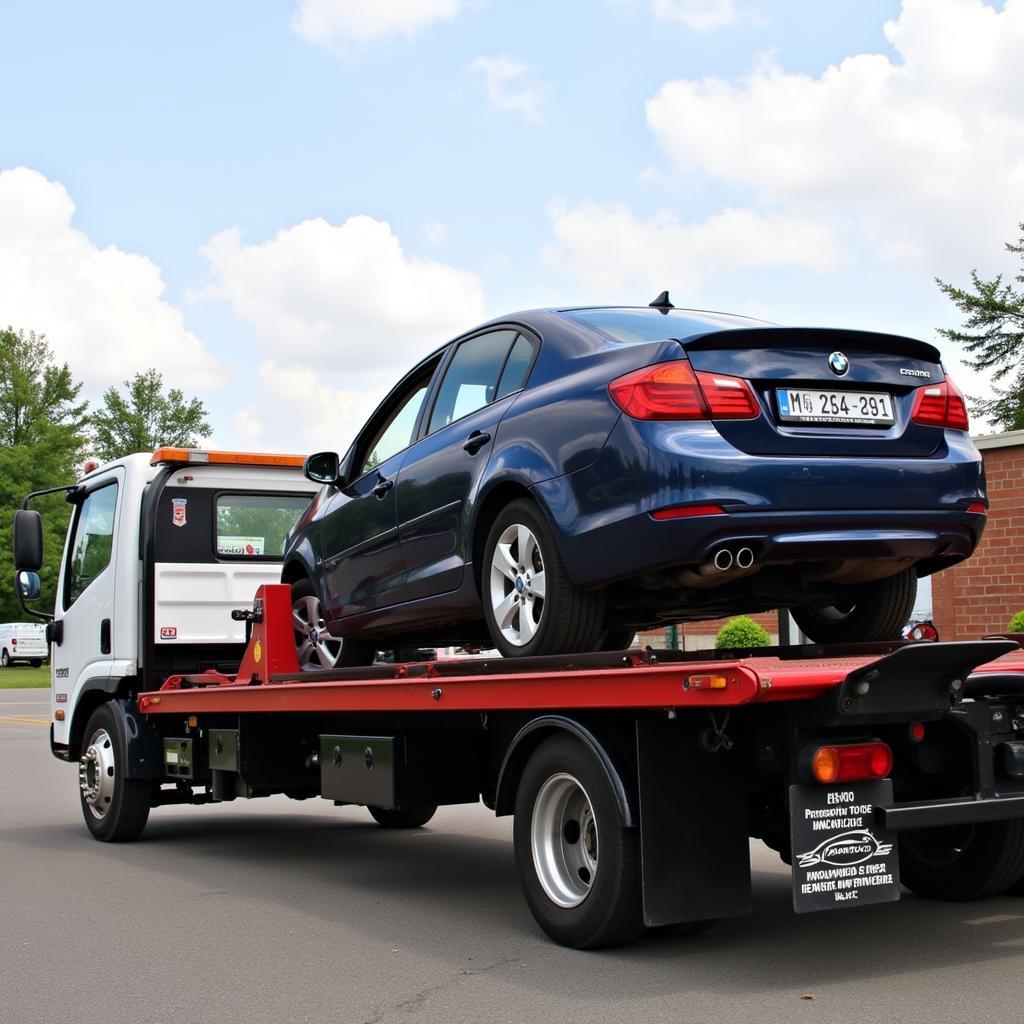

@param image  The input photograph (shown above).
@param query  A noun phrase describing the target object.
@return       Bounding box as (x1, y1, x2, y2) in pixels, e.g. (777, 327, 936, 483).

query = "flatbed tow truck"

(12, 448, 1024, 947)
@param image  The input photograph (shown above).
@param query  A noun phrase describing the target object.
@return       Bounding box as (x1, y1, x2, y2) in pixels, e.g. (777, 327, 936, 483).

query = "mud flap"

(789, 780, 900, 912)
(636, 718, 752, 927)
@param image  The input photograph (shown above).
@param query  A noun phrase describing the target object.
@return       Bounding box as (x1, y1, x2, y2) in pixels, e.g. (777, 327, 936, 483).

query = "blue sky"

(1, 0, 1021, 458)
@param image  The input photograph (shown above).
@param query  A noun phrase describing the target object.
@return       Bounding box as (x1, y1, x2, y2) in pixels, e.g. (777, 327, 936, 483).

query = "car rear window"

(563, 308, 766, 344)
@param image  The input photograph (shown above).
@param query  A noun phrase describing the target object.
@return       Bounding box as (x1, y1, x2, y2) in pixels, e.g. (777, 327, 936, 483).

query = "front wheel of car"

(791, 568, 917, 645)
(482, 499, 604, 658)
(291, 578, 375, 670)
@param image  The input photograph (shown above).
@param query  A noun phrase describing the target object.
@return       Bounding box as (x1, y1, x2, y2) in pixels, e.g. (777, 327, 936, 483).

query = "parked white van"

(0, 622, 47, 667)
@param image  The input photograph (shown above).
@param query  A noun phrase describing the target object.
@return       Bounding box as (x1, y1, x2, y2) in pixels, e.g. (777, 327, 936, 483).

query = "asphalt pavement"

(3, 686, 1024, 1024)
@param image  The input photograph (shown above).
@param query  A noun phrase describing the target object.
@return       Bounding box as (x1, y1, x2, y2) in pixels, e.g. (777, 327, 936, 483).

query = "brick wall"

(932, 433, 1024, 640)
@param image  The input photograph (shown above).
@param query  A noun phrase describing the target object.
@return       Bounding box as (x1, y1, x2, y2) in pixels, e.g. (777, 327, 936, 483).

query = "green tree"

(715, 615, 772, 650)
(937, 224, 1024, 431)
(0, 327, 90, 620)
(91, 368, 210, 461)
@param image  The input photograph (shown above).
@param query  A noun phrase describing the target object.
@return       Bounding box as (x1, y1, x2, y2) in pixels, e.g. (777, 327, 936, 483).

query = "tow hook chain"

(702, 710, 733, 754)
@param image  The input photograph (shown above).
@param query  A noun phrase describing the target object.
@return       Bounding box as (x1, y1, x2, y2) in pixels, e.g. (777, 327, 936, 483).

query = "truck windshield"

(215, 493, 312, 558)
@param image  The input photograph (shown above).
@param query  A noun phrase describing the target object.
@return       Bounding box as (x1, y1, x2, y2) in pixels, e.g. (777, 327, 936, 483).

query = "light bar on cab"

(150, 447, 306, 468)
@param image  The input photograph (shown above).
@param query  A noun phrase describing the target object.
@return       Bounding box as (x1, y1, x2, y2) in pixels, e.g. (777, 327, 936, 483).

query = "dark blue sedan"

(282, 297, 985, 666)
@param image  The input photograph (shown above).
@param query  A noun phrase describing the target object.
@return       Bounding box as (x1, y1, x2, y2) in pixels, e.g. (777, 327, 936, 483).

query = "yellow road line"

(0, 715, 50, 726)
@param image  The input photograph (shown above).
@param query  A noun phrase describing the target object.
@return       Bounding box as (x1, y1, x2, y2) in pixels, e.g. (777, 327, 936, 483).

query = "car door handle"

(463, 430, 491, 454)
(372, 476, 394, 499)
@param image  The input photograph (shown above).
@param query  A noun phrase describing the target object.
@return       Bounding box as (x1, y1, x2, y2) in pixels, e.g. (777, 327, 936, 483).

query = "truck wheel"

(899, 819, 1024, 900)
(30, 659, 42, 668)
(1, 649, 9, 667)
(78, 703, 151, 842)
(483, 500, 603, 658)
(367, 805, 437, 828)
(291, 578, 375, 669)
(513, 734, 643, 948)
(792, 568, 917, 644)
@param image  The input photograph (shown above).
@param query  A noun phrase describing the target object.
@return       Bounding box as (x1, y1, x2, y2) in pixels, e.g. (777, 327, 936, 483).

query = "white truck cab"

(16, 448, 312, 758)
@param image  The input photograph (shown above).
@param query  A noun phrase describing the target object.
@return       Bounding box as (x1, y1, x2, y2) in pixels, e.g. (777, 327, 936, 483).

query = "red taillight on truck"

(810, 742, 893, 784)
(910, 377, 969, 431)
(609, 360, 759, 420)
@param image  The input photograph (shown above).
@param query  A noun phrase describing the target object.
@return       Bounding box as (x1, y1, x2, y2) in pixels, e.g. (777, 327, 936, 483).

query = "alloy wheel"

(489, 523, 547, 647)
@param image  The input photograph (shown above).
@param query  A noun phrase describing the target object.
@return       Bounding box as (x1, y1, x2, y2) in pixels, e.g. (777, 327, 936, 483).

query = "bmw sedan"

(282, 297, 985, 665)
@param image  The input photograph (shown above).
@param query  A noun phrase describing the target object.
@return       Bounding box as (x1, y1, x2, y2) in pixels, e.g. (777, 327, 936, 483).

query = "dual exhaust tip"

(713, 546, 755, 572)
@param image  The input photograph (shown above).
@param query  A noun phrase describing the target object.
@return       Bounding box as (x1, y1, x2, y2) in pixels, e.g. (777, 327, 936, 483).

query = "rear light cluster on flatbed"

(609, 360, 759, 420)
(807, 742, 894, 784)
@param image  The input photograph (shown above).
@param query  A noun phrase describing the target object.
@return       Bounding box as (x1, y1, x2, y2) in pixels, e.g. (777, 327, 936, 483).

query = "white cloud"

(650, 0, 742, 32)
(292, 0, 462, 50)
(0, 166, 221, 391)
(645, 0, 1024, 275)
(199, 213, 485, 389)
(543, 199, 843, 298)
(469, 56, 547, 120)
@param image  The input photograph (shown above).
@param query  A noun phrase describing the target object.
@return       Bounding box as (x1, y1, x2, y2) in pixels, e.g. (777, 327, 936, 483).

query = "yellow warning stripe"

(0, 715, 50, 726)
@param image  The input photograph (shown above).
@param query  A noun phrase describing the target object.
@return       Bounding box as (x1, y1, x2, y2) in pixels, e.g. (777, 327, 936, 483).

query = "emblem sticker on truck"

(160, 627, 178, 640)
(171, 497, 187, 527)
(789, 780, 900, 913)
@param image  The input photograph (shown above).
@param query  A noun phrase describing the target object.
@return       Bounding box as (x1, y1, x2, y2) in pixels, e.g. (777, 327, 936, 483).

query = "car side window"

(496, 333, 535, 399)
(360, 375, 433, 477)
(428, 330, 518, 434)
(65, 483, 118, 608)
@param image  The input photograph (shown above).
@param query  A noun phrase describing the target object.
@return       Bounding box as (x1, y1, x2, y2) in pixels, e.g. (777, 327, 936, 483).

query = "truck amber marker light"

(150, 447, 306, 468)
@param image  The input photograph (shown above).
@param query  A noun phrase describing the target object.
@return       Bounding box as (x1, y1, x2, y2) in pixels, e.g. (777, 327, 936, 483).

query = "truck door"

(52, 470, 122, 720)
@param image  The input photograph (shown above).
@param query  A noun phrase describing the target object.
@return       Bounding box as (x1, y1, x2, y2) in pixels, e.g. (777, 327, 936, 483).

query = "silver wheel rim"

(292, 594, 343, 670)
(531, 773, 598, 908)
(79, 727, 116, 820)
(489, 523, 546, 647)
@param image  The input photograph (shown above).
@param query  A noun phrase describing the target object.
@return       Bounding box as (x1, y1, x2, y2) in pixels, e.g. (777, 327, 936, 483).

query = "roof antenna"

(649, 290, 674, 314)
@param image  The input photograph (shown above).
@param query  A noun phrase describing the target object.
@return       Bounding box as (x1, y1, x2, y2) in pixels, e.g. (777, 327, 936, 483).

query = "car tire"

(367, 804, 437, 829)
(514, 734, 644, 949)
(291, 578, 375, 669)
(791, 568, 917, 645)
(899, 819, 1024, 900)
(482, 499, 604, 657)
(598, 629, 635, 651)
(78, 703, 151, 842)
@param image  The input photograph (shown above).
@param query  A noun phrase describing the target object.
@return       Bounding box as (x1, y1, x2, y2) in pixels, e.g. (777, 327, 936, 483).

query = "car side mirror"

(304, 451, 340, 485)
(13, 509, 43, 570)
(17, 570, 41, 601)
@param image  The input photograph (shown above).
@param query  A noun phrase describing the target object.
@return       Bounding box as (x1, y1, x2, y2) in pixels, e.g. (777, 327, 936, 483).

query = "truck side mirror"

(304, 451, 340, 485)
(13, 509, 43, 570)
(17, 570, 41, 601)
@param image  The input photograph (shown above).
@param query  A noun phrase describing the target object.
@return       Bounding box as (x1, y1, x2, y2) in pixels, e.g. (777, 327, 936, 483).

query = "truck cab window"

(65, 483, 118, 607)
(216, 493, 313, 558)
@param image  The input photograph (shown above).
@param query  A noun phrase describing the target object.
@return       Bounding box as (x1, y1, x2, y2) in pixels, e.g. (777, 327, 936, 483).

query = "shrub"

(715, 615, 772, 650)
(1008, 610, 1024, 633)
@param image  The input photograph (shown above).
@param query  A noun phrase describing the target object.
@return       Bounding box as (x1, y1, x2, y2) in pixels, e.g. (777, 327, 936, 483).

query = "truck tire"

(791, 568, 917, 645)
(899, 819, 1024, 900)
(483, 500, 604, 658)
(513, 734, 643, 948)
(291, 578, 375, 669)
(367, 805, 437, 828)
(30, 659, 42, 668)
(78, 703, 151, 842)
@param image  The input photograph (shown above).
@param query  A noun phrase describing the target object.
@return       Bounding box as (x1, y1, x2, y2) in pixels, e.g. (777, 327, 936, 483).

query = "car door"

(52, 470, 122, 705)
(397, 330, 535, 600)
(320, 361, 438, 623)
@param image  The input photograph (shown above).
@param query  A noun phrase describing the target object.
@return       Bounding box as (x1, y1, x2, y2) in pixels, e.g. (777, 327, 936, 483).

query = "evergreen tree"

(937, 224, 1024, 431)
(91, 368, 210, 461)
(0, 328, 90, 620)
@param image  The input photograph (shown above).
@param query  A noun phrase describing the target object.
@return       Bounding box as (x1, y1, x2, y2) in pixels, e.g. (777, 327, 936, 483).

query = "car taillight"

(809, 742, 893, 784)
(609, 360, 759, 420)
(910, 376, 969, 431)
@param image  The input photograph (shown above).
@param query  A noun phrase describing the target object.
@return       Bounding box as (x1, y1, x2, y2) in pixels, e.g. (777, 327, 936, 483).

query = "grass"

(0, 664, 51, 689)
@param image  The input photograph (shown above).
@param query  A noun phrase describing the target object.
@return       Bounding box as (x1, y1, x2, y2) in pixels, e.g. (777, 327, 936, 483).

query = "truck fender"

(102, 699, 165, 780)
(493, 715, 637, 827)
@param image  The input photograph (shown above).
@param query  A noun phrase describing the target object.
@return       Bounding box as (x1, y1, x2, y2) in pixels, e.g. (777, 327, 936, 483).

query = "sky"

(2, 0, 1023, 462)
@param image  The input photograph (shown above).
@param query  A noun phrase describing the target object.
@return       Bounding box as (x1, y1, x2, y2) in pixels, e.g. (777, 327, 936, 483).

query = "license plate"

(777, 388, 894, 426)
(789, 780, 900, 913)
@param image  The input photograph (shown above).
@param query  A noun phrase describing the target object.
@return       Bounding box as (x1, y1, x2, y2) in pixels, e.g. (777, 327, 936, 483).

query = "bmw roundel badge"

(828, 351, 850, 376)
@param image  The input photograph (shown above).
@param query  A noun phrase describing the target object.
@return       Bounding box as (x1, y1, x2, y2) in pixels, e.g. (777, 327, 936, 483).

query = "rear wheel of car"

(899, 819, 1024, 900)
(791, 568, 917, 645)
(367, 804, 437, 829)
(598, 630, 635, 651)
(482, 499, 604, 658)
(291, 578, 375, 670)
